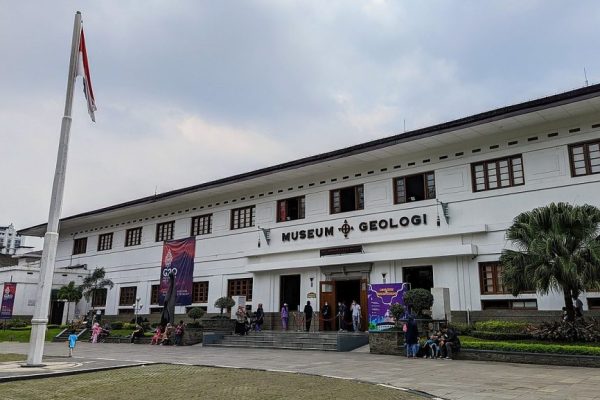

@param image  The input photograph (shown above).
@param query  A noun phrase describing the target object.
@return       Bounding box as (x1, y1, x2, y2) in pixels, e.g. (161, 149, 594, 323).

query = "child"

(424, 332, 440, 359)
(67, 330, 78, 357)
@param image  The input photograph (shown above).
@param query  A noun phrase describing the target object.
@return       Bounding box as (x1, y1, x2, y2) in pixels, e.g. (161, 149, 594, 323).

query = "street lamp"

(133, 297, 143, 326)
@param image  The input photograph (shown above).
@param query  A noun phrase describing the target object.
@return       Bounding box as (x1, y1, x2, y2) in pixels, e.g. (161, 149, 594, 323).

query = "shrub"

(123, 323, 137, 330)
(462, 339, 600, 356)
(470, 331, 532, 341)
(474, 320, 529, 334)
(187, 321, 202, 329)
(388, 303, 405, 322)
(187, 307, 206, 322)
(403, 289, 433, 317)
(110, 321, 124, 330)
(530, 319, 600, 342)
(448, 322, 473, 335)
(214, 297, 235, 315)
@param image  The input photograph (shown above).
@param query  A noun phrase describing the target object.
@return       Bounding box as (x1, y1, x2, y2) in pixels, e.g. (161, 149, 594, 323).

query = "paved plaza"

(0, 342, 598, 400)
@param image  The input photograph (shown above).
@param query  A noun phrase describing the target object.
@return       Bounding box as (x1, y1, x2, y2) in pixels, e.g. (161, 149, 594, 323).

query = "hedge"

(470, 331, 532, 341)
(474, 320, 529, 333)
(462, 339, 600, 356)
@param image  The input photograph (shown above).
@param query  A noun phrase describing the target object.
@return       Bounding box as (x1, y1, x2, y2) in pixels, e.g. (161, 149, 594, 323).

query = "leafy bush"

(210, 315, 230, 320)
(474, 320, 529, 333)
(403, 289, 433, 317)
(530, 319, 600, 342)
(123, 323, 137, 330)
(388, 303, 405, 322)
(187, 307, 206, 322)
(462, 338, 600, 356)
(3, 319, 28, 328)
(471, 331, 532, 341)
(214, 297, 235, 315)
(448, 322, 473, 335)
(9, 327, 32, 331)
(187, 321, 202, 329)
(110, 321, 124, 330)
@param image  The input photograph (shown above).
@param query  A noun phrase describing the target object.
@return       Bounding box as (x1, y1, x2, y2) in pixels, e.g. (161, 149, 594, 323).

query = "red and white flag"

(76, 28, 96, 122)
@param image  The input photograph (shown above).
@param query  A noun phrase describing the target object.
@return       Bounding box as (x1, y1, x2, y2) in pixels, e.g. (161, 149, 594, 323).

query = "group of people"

(150, 321, 186, 345)
(280, 299, 363, 332)
(404, 317, 461, 360)
(235, 303, 265, 335)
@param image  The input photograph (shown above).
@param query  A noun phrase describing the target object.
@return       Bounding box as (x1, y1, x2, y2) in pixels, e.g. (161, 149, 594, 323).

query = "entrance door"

(280, 275, 301, 311)
(319, 281, 335, 331)
(334, 279, 362, 331)
(49, 301, 65, 325)
(403, 265, 433, 290)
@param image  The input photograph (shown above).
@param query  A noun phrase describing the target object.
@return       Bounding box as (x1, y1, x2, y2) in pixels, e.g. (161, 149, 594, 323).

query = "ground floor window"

(150, 285, 160, 305)
(118, 308, 134, 315)
(228, 278, 253, 301)
(481, 299, 537, 310)
(119, 286, 137, 306)
(402, 266, 433, 290)
(92, 289, 107, 307)
(588, 297, 600, 310)
(192, 281, 209, 303)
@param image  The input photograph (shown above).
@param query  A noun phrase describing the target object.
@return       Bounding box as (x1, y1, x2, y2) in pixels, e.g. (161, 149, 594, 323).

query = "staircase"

(203, 331, 368, 352)
(52, 327, 88, 342)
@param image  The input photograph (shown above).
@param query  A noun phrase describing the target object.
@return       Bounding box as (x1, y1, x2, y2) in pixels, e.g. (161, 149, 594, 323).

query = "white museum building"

(14, 84, 600, 325)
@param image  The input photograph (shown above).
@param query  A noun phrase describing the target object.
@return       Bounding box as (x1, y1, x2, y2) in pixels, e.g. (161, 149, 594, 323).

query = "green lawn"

(0, 353, 25, 362)
(461, 335, 600, 356)
(0, 328, 62, 343)
(0, 364, 421, 400)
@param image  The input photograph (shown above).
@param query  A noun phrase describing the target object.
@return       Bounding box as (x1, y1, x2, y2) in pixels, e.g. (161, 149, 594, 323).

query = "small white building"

(17, 84, 600, 325)
(0, 224, 24, 255)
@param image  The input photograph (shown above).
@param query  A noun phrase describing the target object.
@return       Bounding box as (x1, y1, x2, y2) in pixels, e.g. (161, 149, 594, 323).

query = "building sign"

(367, 283, 409, 331)
(282, 214, 428, 242)
(159, 237, 196, 306)
(320, 245, 363, 257)
(0, 283, 17, 319)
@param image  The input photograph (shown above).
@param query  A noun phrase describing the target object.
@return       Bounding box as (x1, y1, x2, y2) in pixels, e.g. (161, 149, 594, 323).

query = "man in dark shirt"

(321, 302, 331, 331)
(304, 301, 314, 332)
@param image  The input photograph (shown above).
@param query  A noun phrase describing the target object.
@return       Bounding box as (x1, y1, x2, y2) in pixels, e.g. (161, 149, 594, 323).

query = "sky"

(2, 0, 600, 246)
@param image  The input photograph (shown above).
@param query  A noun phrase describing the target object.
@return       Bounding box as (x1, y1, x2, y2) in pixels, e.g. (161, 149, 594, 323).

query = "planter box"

(183, 328, 203, 345)
(457, 348, 600, 368)
(369, 330, 405, 355)
(200, 317, 235, 333)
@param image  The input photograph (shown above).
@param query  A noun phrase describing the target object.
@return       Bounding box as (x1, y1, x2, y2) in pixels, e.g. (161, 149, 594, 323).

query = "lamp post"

(133, 297, 142, 326)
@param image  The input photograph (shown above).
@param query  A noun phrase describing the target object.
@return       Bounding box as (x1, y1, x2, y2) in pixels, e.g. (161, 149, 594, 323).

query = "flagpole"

(26, 11, 82, 367)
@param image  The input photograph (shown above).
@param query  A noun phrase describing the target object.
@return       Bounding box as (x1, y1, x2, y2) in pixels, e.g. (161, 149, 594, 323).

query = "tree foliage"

(57, 281, 82, 323)
(388, 303, 405, 322)
(79, 268, 114, 303)
(187, 307, 206, 321)
(403, 289, 433, 317)
(500, 202, 600, 321)
(214, 297, 235, 315)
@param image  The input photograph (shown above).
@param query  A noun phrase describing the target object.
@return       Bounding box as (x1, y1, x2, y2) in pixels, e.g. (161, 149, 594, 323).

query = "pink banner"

(0, 283, 17, 319)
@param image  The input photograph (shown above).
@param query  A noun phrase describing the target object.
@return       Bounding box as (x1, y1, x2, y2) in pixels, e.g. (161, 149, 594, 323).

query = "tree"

(79, 268, 114, 308)
(389, 303, 405, 324)
(500, 202, 600, 321)
(403, 289, 433, 317)
(214, 297, 235, 315)
(187, 307, 206, 322)
(57, 281, 82, 324)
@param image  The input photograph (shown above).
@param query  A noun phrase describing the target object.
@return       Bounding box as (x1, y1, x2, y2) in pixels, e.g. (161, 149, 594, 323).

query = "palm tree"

(79, 267, 114, 309)
(57, 281, 82, 324)
(500, 202, 600, 321)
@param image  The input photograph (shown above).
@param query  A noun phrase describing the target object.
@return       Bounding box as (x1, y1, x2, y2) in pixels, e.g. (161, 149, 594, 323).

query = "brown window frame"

(191, 214, 212, 236)
(125, 227, 142, 247)
(471, 155, 524, 192)
(227, 278, 253, 301)
(72, 237, 88, 255)
(230, 206, 255, 230)
(91, 288, 107, 307)
(192, 281, 209, 303)
(394, 171, 436, 204)
(155, 221, 175, 242)
(150, 284, 160, 305)
(569, 139, 600, 177)
(277, 196, 306, 222)
(330, 185, 364, 214)
(479, 262, 508, 294)
(119, 286, 137, 306)
(481, 299, 538, 310)
(97, 233, 113, 251)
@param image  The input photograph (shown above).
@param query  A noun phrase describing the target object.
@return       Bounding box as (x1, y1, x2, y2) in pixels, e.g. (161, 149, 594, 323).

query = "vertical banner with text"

(367, 283, 409, 331)
(159, 237, 195, 306)
(0, 283, 17, 319)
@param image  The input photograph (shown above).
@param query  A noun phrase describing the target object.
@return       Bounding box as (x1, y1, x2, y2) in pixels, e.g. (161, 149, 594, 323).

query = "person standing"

(304, 301, 314, 332)
(573, 296, 584, 318)
(255, 303, 264, 332)
(174, 320, 185, 346)
(67, 330, 78, 357)
(321, 302, 331, 331)
(405, 316, 419, 358)
(351, 300, 361, 332)
(281, 303, 289, 331)
(337, 301, 347, 331)
(91, 322, 101, 343)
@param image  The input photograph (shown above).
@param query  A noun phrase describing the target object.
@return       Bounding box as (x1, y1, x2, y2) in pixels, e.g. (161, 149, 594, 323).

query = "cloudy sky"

(2, 1, 600, 242)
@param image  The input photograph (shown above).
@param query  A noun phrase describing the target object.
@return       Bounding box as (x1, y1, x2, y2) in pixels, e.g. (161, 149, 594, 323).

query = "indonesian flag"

(76, 29, 96, 122)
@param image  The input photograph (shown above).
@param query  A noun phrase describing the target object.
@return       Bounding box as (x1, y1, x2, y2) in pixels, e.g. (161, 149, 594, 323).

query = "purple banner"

(159, 237, 195, 306)
(0, 283, 17, 319)
(367, 283, 409, 331)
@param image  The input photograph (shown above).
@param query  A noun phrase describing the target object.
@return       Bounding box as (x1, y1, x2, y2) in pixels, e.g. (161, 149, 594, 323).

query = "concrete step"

(204, 342, 338, 351)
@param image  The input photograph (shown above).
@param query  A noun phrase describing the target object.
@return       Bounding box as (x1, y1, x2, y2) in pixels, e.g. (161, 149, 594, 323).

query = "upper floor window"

(192, 281, 209, 303)
(472, 155, 524, 192)
(119, 286, 137, 306)
(277, 196, 305, 222)
(72, 237, 87, 255)
(155, 221, 175, 242)
(569, 140, 600, 177)
(191, 214, 212, 236)
(97, 233, 113, 251)
(330, 185, 364, 214)
(231, 206, 255, 230)
(125, 227, 142, 247)
(394, 172, 436, 204)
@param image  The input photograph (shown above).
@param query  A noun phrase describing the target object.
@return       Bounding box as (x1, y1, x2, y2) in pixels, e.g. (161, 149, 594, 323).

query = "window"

(119, 286, 137, 306)
(481, 299, 537, 310)
(150, 284, 160, 305)
(569, 140, 600, 177)
(72, 237, 87, 255)
(192, 281, 209, 303)
(394, 172, 436, 204)
(97, 233, 113, 251)
(125, 227, 142, 247)
(277, 196, 305, 222)
(155, 221, 175, 242)
(227, 278, 253, 301)
(191, 214, 212, 236)
(472, 155, 524, 192)
(588, 298, 600, 310)
(479, 262, 507, 294)
(91, 289, 107, 307)
(231, 206, 255, 230)
(330, 185, 364, 214)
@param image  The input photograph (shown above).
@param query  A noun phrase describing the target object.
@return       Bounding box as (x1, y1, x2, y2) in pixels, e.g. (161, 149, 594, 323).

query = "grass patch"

(0, 364, 421, 400)
(462, 336, 600, 356)
(0, 328, 62, 343)
(0, 353, 25, 362)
